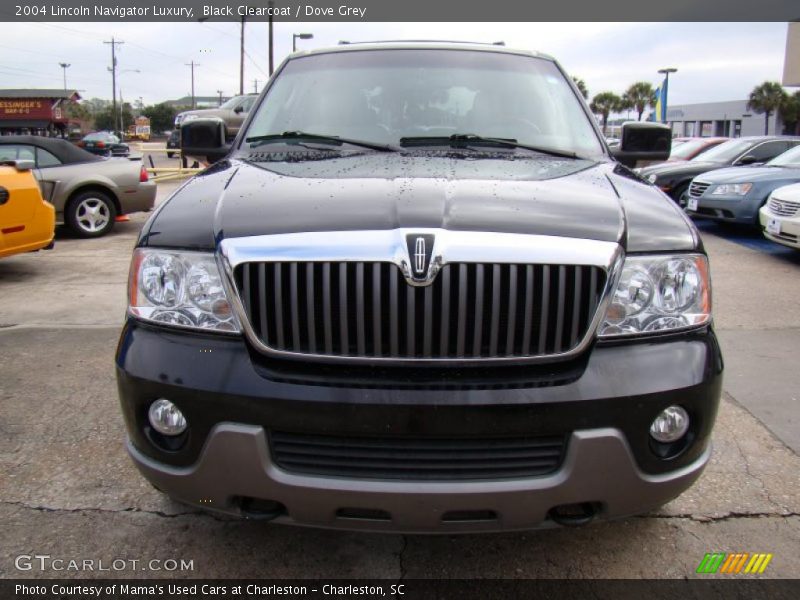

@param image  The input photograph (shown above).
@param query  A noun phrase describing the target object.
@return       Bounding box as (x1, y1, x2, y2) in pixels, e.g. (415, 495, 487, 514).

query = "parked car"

(77, 131, 130, 157)
(117, 42, 721, 532)
(174, 94, 258, 141)
(0, 159, 54, 258)
(637, 136, 800, 204)
(166, 130, 180, 158)
(686, 144, 800, 226)
(0, 136, 156, 237)
(666, 137, 728, 162)
(759, 182, 800, 249)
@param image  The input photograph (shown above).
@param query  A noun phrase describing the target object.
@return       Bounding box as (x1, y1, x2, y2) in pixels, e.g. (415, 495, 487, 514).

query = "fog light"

(650, 405, 689, 443)
(148, 399, 187, 436)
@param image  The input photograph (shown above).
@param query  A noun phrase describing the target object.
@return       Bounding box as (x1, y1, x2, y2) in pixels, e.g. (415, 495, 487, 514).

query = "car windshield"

(243, 49, 604, 157)
(766, 145, 800, 167)
(84, 133, 110, 141)
(693, 139, 755, 163)
(670, 139, 713, 160)
(219, 96, 243, 110)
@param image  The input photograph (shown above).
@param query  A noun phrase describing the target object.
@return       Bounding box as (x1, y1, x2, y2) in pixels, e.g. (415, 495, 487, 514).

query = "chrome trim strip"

(217, 229, 624, 366)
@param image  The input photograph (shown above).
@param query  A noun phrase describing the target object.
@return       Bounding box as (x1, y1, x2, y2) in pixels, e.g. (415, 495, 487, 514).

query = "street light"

(657, 67, 677, 124)
(293, 32, 313, 52)
(112, 68, 141, 136)
(58, 63, 71, 92)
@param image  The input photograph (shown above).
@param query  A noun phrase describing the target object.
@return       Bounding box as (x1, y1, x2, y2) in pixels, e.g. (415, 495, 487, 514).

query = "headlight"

(711, 183, 752, 196)
(599, 254, 711, 337)
(182, 114, 199, 123)
(129, 249, 240, 333)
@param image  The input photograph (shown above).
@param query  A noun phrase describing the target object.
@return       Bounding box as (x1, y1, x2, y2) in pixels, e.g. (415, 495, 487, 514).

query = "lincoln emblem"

(414, 237, 426, 274)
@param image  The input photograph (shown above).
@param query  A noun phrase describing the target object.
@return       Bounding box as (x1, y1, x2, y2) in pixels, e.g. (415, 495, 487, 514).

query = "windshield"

(670, 139, 714, 160)
(767, 145, 800, 167)
(694, 139, 754, 163)
(219, 96, 243, 110)
(84, 132, 112, 141)
(243, 49, 603, 156)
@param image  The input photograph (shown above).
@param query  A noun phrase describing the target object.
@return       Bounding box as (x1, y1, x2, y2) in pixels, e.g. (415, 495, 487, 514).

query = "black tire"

(65, 190, 117, 238)
(167, 151, 174, 158)
(672, 182, 689, 208)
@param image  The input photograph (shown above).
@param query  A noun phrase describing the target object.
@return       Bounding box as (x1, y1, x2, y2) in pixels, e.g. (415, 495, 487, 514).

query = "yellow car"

(0, 160, 55, 258)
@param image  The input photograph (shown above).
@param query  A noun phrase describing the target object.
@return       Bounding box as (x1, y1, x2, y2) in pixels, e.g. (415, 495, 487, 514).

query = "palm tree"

(572, 77, 588, 100)
(779, 91, 800, 135)
(748, 82, 789, 135)
(590, 92, 622, 135)
(622, 82, 656, 121)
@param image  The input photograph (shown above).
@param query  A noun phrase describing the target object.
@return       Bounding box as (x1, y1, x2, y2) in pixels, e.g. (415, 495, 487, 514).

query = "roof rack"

(337, 39, 506, 46)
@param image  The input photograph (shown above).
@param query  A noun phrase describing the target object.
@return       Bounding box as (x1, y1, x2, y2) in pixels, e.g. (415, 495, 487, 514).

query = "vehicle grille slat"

(273, 263, 285, 348)
(439, 266, 451, 356)
(339, 263, 349, 356)
(355, 262, 366, 356)
(472, 264, 485, 357)
(258, 263, 268, 341)
(236, 261, 606, 361)
(768, 197, 800, 217)
(322, 262, 333, 354)
(538, 265, 550, 355)
(305, 263, 316, 353)
(489, 264, 501, 356)
(372, 262, 382, 357)
(689, 181, 711, 198)
(270, 431, 567, 480)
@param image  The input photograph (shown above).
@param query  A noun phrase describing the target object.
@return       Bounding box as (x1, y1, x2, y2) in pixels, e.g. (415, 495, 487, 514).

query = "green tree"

(622, 82, 656, 121)
(93, 103, 133, 133)
(142, 102, 178, 134)
(779, 91, 800, 135)
(748, 81, 789, 135)
(572, 77, 588, 100)
(590, 92, 622, 135)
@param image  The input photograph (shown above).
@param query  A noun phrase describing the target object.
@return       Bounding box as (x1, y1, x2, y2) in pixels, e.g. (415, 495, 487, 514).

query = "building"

(0, 89, 81, 136)
(784, 22, 800, 86)
(665, 100, 782, 138)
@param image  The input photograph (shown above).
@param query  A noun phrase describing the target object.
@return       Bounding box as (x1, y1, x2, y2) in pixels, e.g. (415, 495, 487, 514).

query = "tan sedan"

(0, 135, 156, 237)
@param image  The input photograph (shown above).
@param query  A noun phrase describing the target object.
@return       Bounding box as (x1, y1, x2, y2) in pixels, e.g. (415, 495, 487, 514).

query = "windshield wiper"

(245, 131, 399, 152)
(399, 134, 581, 159)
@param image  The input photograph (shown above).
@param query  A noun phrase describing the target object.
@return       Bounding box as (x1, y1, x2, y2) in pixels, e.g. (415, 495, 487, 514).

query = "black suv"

(116, 42, 722, 533)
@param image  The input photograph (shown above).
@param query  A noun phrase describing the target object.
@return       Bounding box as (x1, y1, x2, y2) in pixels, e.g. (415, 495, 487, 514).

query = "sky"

(0, 21, 791, 109)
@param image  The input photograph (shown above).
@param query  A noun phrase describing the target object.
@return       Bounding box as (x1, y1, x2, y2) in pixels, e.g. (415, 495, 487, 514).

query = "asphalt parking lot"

(1, 171, 799, 580)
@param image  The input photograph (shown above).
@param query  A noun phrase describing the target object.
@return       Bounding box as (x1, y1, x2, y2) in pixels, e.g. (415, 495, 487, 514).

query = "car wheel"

(167, 152, 174, 158)
(66, 190, 117, 238)
(673, 183, 689, 208)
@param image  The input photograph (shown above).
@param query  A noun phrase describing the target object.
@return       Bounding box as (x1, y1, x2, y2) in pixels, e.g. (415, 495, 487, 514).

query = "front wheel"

(66, 190, 116, 238)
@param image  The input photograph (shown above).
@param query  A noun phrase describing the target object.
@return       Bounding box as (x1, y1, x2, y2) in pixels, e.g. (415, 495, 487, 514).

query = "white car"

(759, 182, 800, 249)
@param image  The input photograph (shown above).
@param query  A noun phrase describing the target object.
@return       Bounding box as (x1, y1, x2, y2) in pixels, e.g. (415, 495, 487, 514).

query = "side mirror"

(180, 118, 232, 164)
(233, 105, 244, 114)
(736, 154, 760, 165)
(612, 121, 672, 168)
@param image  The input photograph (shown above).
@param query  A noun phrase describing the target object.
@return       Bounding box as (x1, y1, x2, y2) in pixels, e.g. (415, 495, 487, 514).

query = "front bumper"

(759, 206, 800, 249)
(686, 194, 761, 224)
(116, 320, 723, 532)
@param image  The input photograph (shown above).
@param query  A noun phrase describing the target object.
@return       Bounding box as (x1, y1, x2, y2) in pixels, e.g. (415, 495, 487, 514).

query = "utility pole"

(103, 37, 124, 136)
(185, 61, 200, 108)
(253, 79, 261, 94)
(58, 63, 71, 92)
(239, 16, 246, 95)
(217, 89, 224, 106)
(268, 1, 274, 75)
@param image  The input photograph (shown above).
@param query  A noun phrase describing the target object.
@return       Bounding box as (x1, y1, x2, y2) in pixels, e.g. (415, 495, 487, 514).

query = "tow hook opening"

(235, 496, 287, 521)
(547, 502, 600, 527)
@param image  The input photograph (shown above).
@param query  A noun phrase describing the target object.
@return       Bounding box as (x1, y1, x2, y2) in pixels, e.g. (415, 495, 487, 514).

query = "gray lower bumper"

(128, 424, 711, 533)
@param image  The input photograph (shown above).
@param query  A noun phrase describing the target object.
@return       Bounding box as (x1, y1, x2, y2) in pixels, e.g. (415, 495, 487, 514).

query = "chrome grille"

(270, 430, 567, 480)
(235, 261, 606, 362)
(689, 181, 711, 198)
(768, 197, 800, 217)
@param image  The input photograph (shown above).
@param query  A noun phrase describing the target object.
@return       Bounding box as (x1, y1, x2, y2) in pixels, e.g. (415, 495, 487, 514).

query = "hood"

(142, 152, 698, 253)
(639, 160, 723, 178)
(694, 165, 800, 184)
